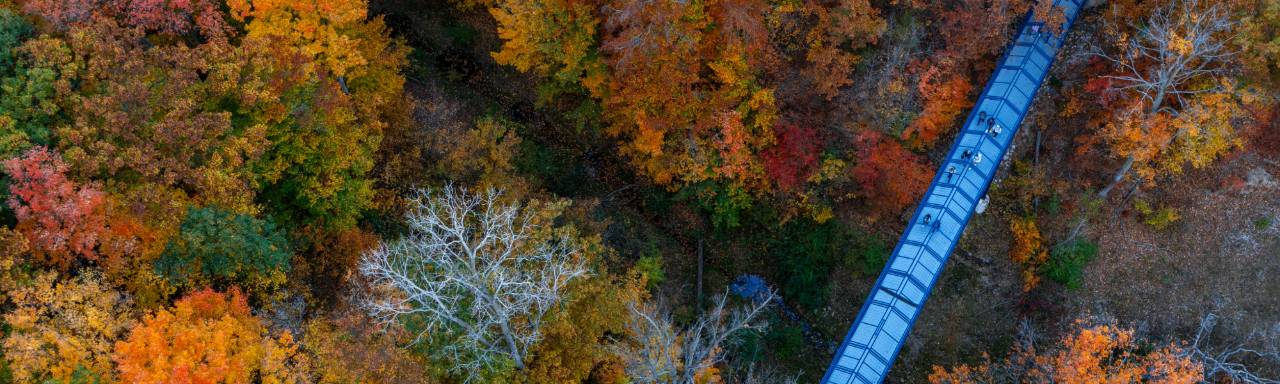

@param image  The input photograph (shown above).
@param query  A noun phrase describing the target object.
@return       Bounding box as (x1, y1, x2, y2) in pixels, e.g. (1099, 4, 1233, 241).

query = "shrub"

(847, 231, 888, 276)
(770, 220, 836, 311)
(765, 325, 806, 365)
(634, 253, 665, 291)
(1133, 199, 1180, 230)
(1254, 216, 1272, 231)
(1045, 239, 1098, 290)
(679, 181, 755, 231)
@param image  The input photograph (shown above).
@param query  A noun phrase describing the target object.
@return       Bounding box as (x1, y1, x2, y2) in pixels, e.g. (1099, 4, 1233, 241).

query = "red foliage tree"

(114, 0, 231, 40)
(3, 147, 108, 270)
(932, 0, 1028, 65)
(852, 131, 933, 219)
(22, 0, 230, 40)
(762, 123, 821, 191)
(19, 0, 96, 29)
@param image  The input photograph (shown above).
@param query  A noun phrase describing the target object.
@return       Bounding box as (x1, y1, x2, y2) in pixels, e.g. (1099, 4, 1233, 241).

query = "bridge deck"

(822, 1, 1086, 383)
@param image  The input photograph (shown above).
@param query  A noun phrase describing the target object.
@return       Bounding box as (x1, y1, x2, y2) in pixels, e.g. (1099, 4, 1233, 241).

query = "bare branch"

(614, 289, 778, 384)
(1182, 313, 1280, 384)
(358, 186, 589, 380)
(1094, 0, 1235, 114)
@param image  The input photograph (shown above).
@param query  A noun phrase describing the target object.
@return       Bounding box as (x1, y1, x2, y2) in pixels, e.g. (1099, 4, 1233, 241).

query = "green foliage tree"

(154, 207, 291, 297)
(0, 16, 59, 158)
(230, 0, 410, 230)
(1237, 0, 1280, 88)
(0, 8, 32, 77)
(0, 55, 58, 157)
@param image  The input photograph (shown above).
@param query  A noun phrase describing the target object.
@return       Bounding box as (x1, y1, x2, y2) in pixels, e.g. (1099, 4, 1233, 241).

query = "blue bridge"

(822, 1, 1086, 382)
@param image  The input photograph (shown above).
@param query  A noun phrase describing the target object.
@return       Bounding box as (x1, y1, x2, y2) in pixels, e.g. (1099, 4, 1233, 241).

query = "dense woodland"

(0, 0, 1277, 382)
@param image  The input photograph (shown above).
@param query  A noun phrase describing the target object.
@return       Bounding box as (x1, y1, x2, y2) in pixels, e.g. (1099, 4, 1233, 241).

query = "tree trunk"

(696, 239, 704, 313)
(1099, 89, 1163, 198)
(500, 322, 525, 370)
(1098, 154, 1135, 198)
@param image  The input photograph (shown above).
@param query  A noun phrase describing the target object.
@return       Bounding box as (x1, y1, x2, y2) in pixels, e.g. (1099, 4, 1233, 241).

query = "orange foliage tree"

(494, 0, 876, 201)
(901, 0, 1028, 149)
(301, 310, 437, 384)
(904, 0, 1059, 149)
(1092, 0, 1237, 196)
(601, 0, 779, 191)
(1101, 91, 1245, 186)
(803, 0, 887, 99)
(113, 288, 302, 384)
(930, 319, 1202, 384)
(903, 62, 975, 148)
(486, 0, 903, 218)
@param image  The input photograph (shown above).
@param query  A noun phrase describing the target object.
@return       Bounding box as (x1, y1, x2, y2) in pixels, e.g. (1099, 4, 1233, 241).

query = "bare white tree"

(358, 186, 588, 378)
(614, 290, 777, 384)
(1182, 314, 1280, 384)
(1094, 0, 1235, 197)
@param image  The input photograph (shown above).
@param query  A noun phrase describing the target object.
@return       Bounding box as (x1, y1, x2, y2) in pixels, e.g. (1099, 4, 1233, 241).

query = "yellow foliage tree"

(1093, 0, 1236, 196)
(0, 227, 28, 298)
(227, 0, 370, 79)
(1154, 91, 1245, 178)
(803, 0, 886, 99)
(517, 270, 646, 383)
(430, 117, 532, 199)
(223, 0, 410, 230)
(300, 309, 437, 384)
(489, 0, 607, 97)
(2, 271, 136, 384)
(1237, 0, 1280, 87)
(1008, 217, 1049, 291)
